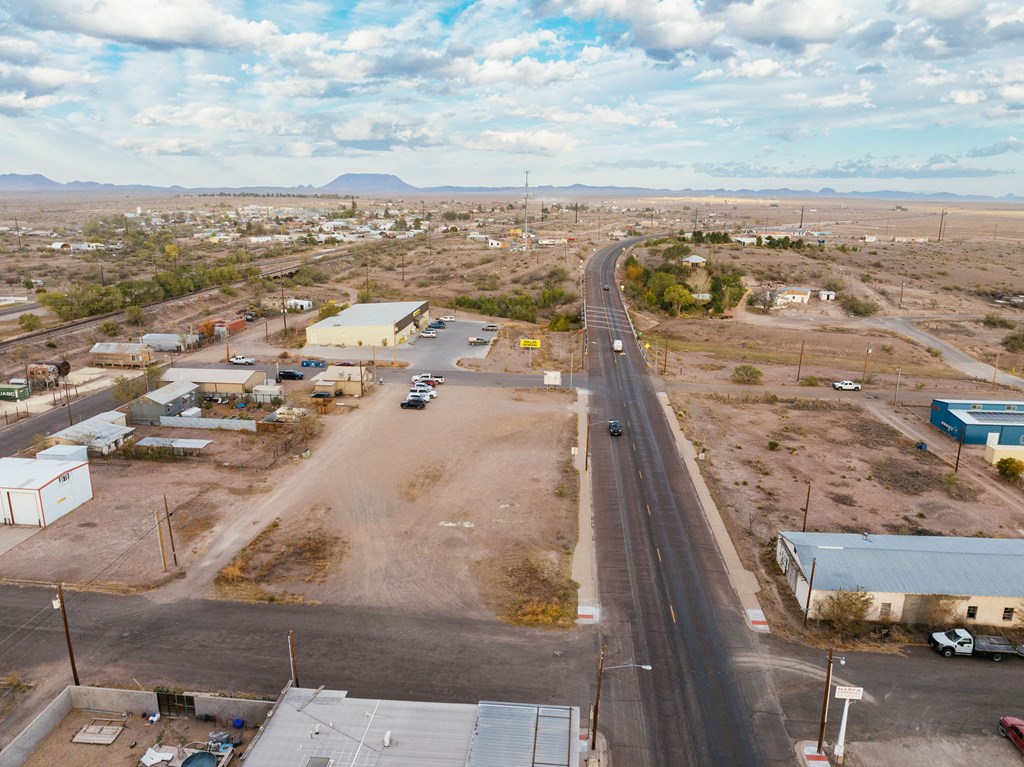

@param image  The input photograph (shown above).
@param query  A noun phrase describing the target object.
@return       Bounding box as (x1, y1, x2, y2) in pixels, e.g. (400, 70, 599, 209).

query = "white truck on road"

(929, 628, 1024, 661)
(612, 339, 623, 352)
(229, 355, 256, 365)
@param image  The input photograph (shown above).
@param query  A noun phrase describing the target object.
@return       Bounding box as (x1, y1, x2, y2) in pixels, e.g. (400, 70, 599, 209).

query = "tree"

(17, 313, 42, 332)
(647, 272, 677, 303)
(731, 365, 763, 384)
(318, 302, 344, 321)
(125, 306, 147, 326)
(750, 287, 779, 313)
(664, 284, 695, 315)
(100, 319, 120, 336)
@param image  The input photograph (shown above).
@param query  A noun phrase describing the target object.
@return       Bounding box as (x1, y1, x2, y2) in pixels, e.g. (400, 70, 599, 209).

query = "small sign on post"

(835, 686, 863, 700)
(520, 339, 541, 348)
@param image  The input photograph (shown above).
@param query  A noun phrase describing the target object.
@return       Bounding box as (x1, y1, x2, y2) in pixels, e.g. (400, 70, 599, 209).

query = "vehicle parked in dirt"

(439, 315, 456, 322)
(832, 380, 862, 391)
(400, 398, 426, 409)
(468, 336, 490, 345)
(420, 330, 437, 338)
(482, 324, 499, 331)
(409, 386, 437, 399)
(277, 369, 304, 380)
(407, 392, 431, 404)
(229, 355, 256, 365)
(929, 628, 1024, 661)
(412, 373, 445, 384)
(609, 420, 622, 436)
(310, 391, 333, 399)
(999, 716, 1024, 753)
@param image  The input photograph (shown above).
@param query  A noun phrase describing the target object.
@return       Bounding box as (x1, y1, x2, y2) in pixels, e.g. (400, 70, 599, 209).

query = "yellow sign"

(520, 339, 541, 348)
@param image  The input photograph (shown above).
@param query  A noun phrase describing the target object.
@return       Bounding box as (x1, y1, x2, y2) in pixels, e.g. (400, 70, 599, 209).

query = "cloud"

(693, 156, 1009, 179)
(693, 57, 798, 80)
(725, 0, 852, 52)
(967, 137, 1023, 157)
(464, 129, 574, 155)
(115, 137, 205, 155)
(944, 89, 986, 104)
(484, 30, 560, 60)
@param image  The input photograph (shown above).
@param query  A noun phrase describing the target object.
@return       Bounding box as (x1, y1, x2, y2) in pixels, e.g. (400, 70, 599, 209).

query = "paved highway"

(584, 240, 792, 764)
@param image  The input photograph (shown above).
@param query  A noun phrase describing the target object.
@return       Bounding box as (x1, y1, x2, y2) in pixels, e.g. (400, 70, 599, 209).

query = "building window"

(879, 603, 891, 620)
(1008, 405, 1018, 412)
(966, 605, 978, 619)
(970, 404, 982, 410)
(58, 473, 70, 483)
(1003, 608, 1015, 622)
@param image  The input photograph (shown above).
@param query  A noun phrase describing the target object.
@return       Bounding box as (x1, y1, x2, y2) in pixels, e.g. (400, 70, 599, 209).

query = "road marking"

(638, 469, 643, 480)
(669, 604, 677, 623)
(646, 504, 651, 516)
(656, 547, 662, 562)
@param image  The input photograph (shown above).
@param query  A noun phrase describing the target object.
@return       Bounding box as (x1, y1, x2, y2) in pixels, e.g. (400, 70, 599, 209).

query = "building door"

(9, 492, 40, 526)
(157, 691, 196, 718)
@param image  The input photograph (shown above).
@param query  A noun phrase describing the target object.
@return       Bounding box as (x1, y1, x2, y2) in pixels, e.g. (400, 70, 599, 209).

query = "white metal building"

(49, 411, 134, 455)
(777, 531, 1024, 627)
(0, 456, 93, 527)
(305, 301, 429, 348)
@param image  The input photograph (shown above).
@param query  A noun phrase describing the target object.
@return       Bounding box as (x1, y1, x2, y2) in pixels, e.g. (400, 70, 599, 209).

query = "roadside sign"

(835, 686, 863, 700)
(520, 339, 541, 348)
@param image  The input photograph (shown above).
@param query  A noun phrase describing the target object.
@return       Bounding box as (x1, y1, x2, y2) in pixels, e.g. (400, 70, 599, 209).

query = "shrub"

(927, 347, 942, 357)
(996, 457, 1024, 483)
(731, 365, 763, 385)
(17, 313, 42, 332)
(839, 295, 879, 316)
(124, 305, 147, 326)
(983, 313, 1014, 329)
(100, 319, 119, 336)
(800, 376, 819, 387)
(818, 588, 872, 637)
(1002, 330, 1024, 353)
(767, 440, 780, 451)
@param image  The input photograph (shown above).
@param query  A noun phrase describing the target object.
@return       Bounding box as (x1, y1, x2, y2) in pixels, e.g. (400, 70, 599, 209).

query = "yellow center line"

(669, 604, 677, 623)
(656, 547, 662, 562)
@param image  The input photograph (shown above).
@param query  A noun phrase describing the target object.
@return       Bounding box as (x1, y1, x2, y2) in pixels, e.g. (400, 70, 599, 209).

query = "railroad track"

(0, 249, 350, 355)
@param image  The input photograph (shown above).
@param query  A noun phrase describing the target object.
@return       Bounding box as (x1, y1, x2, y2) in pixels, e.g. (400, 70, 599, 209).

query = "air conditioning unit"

(383, 730, 393, 748)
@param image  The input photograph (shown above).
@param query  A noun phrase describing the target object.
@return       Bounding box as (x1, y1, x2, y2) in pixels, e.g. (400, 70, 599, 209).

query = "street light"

(51, 583, 80, 686)
(591, 644, 652, 754)
(816, 648, 845, 754)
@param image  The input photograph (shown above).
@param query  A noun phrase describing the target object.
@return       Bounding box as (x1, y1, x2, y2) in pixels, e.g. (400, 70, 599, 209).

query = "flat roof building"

(48, 412, 134, 456)
(930, 398, 1024, 445)
(0, 456, 93, 527)
(162, 368, 266, 394)
(306, 301, 429, 348)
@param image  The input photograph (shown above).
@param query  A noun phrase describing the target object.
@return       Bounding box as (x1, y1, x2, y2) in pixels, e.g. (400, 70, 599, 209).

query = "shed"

(89, 343, 153, 368)
(141, 333, 202, 352)
(312, 364, 373, 397)
(48, 412, 134, 455)
(682, 255, 707, 267)
(161, 368, 266, 394)
(777, 531, 1024, 627)
(0, 457, 94, 527)
(305, 301, 429, 348)
(929, 398, 1024, 445)
(135, 437, 212, 456)
(37, 444, 88, 462)
(129, 381, 200, 425)
(252, 384, 284, 404)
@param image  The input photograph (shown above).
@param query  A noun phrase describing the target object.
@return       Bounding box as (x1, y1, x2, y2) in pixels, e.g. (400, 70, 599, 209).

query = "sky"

(1, 0, 1022, 195)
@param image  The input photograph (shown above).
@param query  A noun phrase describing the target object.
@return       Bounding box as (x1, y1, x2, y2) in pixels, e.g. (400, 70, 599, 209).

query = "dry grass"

(399, 462, 448, 501)
(871, 457, 945, 495)
(494, 552, 578, 627)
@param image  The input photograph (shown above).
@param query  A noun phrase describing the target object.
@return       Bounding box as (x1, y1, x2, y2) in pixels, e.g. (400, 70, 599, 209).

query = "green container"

(0, 383, 30, 401)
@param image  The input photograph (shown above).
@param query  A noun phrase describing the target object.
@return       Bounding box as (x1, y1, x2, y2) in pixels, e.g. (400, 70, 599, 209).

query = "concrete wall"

(69, 686, 157, 714)
(0, 687, 71, 767)
(191, 692, 273, 725)
(159, 416, 257, 432)
(985, 433, 1024, 465)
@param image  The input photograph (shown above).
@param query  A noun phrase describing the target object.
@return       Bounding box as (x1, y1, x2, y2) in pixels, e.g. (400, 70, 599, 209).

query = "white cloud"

(945, 89, 986, 104)
(726, 0, 851, 48)
(484, 30, 559, 60)
(898, 0, 976, 21)
(464, 129, 574, 155)
(115, 137, 205, 155)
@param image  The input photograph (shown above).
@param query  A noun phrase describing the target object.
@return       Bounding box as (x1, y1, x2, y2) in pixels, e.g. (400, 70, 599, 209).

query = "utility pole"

(590, 644, 605, 751)
(281, 283, 288, 334)
(288, 630, 300, 688)
(55, 583, 80, 685)
(523, 170, 531, 259)
(892, 368, 902, 406)
(164, 495, 178, 566)
(803, 557, 817, 626)
(937, 209, 947, 242)
(796, 340, 805, 383)
(954, 427, 965, 473)
(801, 483, 812, 532)
(63, 381, 74, 427)
(584, 412, 591, 471)
(898, 281, 905, 309)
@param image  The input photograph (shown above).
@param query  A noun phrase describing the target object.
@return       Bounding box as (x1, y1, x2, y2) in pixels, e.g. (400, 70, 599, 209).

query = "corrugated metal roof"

(781, 531, 1024, 597)
(52, 413, 133, 446)
(136, 437, 211, 450)
(934, 399, 1024, 406)
(162, 368, 265, 385)
(0, 457, 87, 490)
(145, 380, 198, 405)
(465, 702, 577, 767)
(308, 301, 427, 330)
(89, 342, 151, 354)
(960, 411, 1024, 425)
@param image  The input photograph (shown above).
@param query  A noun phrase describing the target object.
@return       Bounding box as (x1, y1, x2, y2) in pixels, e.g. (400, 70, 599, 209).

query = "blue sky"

(1, 0, 1022, 194)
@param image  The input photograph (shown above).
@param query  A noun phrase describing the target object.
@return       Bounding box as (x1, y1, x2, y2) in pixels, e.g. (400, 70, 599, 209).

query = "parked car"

(832, 380, 862, 391)
(412, 373, 445, 384)
(428, 320, 446, 329)
(482, 324, 499, 332)
(410, 386, 437, 399)
(420, 330, 437, 338)
(440, 315, 456, 322)
(277, 370, 304, 380)
(999, 716, 1024, 753)
(400, 398, 426, 409)
(229, 355, 256, 365)
(310, 391, 333, 399)
(407, 393, 431, 405)
(608, 420, 623, 436)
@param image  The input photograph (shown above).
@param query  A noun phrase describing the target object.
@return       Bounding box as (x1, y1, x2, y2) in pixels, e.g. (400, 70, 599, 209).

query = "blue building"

(930, 399, 1024, 445)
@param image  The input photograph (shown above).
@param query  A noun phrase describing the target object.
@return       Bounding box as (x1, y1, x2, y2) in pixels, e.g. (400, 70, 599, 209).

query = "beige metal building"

(161, 368, 266, 394)
(777, 531, 1024, 628)
(305, 301, 429, 348)
(311, 365, 375, 397)
(89, 342, 153, 368)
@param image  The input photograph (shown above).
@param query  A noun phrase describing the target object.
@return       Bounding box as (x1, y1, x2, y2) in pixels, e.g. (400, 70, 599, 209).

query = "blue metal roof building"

(929, 398, 1024, 445)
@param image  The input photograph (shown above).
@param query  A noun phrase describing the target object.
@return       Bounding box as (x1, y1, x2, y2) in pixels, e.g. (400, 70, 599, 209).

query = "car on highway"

(277, 370, 304, 380)
(999, 717, 1024, 753)
(420, 330, 437, 338)
(481, 324, 499, 332)
(412, 373, 445, 384)
(604, 284, 610, 291)
(832, 380, 862, 391)
(229, 355, 256, 365)
(310, 391, 333, 399)
(400, 398, 426, 409)
(439, 315, 456, 322)
(609, 420, 622, 436)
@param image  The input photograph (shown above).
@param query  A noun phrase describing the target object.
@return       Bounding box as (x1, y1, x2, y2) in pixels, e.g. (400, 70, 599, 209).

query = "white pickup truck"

(229, 355, 256, 365)
(929, 628, 1024, 661)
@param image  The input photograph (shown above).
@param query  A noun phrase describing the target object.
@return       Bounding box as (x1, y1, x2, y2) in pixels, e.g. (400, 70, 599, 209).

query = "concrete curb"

(797, 740, 832, 765)
(656, 390, 769, 633)
(571, 389, 600, 624)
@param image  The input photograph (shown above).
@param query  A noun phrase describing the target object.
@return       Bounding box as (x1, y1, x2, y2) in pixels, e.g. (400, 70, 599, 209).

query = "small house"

(775, 287, 812, 305)
(129, 381, 200, 425)
(682, 255, 707, 268)
(141, 333, 202, 352)
(48, 411, 134, 456)
(312, 365, 374, 398)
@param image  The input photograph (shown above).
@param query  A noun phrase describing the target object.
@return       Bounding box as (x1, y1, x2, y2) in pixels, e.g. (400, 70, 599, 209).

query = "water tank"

(44, 360, 72, 377)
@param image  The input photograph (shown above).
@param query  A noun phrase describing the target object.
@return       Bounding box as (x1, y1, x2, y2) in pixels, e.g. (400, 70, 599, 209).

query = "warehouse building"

(929, 398, 1024, 445)
(0, 455, 93, 527)
(89, 342, 153, 368)
(162, 368, 266, 395)
(243, 686, 580, 767)
(777, 531, 1024, 627)
(141, 332, 203, 352)
(305, 301, 429, 348)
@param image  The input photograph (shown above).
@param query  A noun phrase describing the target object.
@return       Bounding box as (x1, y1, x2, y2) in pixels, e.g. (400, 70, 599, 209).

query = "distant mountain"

(0, 171, 1021, 203)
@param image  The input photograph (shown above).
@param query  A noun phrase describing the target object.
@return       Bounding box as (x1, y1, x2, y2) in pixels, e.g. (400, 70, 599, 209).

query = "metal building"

(929, 398, 1024, 445)
(0, 456, 94, 527)
(305, 301, 429, 348)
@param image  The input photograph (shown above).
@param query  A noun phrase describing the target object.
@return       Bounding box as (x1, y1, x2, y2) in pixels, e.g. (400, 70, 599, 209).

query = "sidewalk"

(571, 389, 600, 624)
